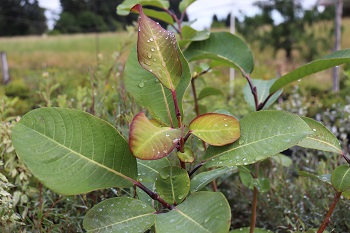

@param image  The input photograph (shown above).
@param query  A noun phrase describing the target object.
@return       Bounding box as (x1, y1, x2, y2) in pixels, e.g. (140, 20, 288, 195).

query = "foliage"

(8, 1, 350, 233)
(0, 0, 47, 36)
(236, 0, 333, 61)
(54, 0, 137, 33)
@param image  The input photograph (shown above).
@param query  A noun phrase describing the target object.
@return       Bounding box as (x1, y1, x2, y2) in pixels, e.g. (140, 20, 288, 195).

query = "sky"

(38, 0, 323, 30)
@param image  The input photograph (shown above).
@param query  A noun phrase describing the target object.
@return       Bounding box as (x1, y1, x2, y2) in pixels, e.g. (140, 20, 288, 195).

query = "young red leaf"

(131, 4, 182, 91)
(189, 113, 240, 146)
(129, 112, 182, 160)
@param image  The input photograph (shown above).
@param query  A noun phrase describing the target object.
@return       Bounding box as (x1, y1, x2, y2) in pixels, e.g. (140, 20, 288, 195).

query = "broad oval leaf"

(155, 166, 190, 204)
(204, 110, 313, 168)
(117, 0, 169, 16)
(271, 154, 293, 167)
(155, 191, 231, 233)
(189, 113, 240, 146)
(270, 49, 350, 93)
(177, 147, 195, 163)
(83, 197, 155, 232)
(230, 227, 273, 233)
(331, 165, 350, 192)
(184, 32, 254, 75)
(243, 78, 282, 110)
(137, 158, 170, 207)
(179, 0, 196, 12)
(190, 166, 237, 193)
(12, 108, 137, 195)
(299, 171, 350, 199)
(198, 87, 223, 101)
(297, 117, 342, 154)
(129, 112, 182, 160)
(124, 45, 191, 126)
(132, 4, 182, 90)
(179, 25, 210, 47)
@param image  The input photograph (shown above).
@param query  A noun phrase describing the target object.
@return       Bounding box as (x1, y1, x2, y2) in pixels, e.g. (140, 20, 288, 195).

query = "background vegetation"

(1, 1, 350, 232)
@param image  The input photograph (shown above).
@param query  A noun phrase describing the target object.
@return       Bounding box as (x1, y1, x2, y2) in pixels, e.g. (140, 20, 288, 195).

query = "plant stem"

(249, 162, 260, 233)
(171, 89, 182, 128)
(317, 191, 342, 233)
(244, 73, 259, 111)
(135, 181, 174, 210)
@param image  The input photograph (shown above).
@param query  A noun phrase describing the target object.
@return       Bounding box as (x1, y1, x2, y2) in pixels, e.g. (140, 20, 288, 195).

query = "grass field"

(1, 18, 350, 111)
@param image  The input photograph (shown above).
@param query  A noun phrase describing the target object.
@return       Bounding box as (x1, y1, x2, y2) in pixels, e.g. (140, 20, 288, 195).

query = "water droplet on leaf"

(138, 81, 145, 88)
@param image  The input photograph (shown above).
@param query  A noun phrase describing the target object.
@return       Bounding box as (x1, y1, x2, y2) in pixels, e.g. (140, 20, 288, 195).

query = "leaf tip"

(130, 4, 142, 14)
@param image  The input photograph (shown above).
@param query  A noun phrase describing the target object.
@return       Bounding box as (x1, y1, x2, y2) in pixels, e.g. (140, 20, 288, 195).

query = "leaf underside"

(12, 108, 137, 195)
(83, 197, 155, 232)
(204, 110, 313, 168)
(155, 192, 231, 233)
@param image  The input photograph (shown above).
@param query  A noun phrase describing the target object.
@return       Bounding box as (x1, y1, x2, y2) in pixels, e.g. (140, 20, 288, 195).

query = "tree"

(237, 0, 333, 62)
(0, 0, 47, 36)
(54, 0, 137, 33)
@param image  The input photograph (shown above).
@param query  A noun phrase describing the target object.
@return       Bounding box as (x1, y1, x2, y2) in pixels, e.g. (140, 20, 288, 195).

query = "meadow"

(1, 19, 350, 232)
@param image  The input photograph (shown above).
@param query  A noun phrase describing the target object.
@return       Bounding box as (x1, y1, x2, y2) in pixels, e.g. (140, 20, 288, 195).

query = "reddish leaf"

(189, 113, 240, 146)
(131, 4, 182, 90)
(129, 112, 182, 160)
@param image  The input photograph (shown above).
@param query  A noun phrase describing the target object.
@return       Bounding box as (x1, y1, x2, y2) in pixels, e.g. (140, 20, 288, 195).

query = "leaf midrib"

(205, 130, 310, 162)
(19, 122, 131, 182)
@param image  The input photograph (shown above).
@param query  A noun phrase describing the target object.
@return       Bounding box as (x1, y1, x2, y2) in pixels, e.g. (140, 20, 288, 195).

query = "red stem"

(317, 191, 342, 233)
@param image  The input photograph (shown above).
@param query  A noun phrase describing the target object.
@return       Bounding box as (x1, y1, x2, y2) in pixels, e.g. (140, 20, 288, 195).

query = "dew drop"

(298, 79, 301, 82)
(224, 124, 228, 127)
(138, 81, 145, 88)
(204, 217, 210, 223)
(153, 58, 157, 62)
(147, 52, 152, 58)
(150, 47, 155, 52)
(239, 139, 244, 145)
(149, 69, 153, 72)
(149, 37, 154, 42)
(160, 173, 169, 179)
(161, 61, 166, 67)
(178, 194, 184, 199)
(165, 133, 170, 137)
(313, 128, 317, 132)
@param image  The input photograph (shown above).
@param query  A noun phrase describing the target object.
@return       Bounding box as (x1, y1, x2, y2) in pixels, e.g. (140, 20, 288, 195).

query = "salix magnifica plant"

(11, 1, 350, 232)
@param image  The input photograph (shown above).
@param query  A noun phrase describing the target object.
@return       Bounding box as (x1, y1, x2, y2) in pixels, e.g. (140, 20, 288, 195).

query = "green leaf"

(132, 4, 182, 90)
(230, 227, 273, 233)
(179, 0, 196, 12)
(184, 32, 254, 75)
(298, 171, 331, 183)
(189, 113, 240, 146)
(271, 154, 293, 167)
(177, 147, 195, 163)
(331, 165, 350, 192)
(124, 45, 191, 126)
(155, 192, 230, 233)
(270, 49, 350, 93)
(190, 166, 237, 193)
(142, 8, 174, 25)
(179, 25, 210, 47)
(129, 112, 182, 160)
(155, 166, 190, 204)
(137, 158, 171, 182)
(239, 166, 254, 189)
(83, 197, 155, 232)
(12, 108, 137, 195)
(299, 171, 350, 199)
(243, 78, 282, 110)
(253, 177, 270, 193)
(117, 0, 169, 16)
(298, 117, 342, 154)
(204, 110, 313, 168)
(136, 158, 170, 207)
(198, 87, 223, 100)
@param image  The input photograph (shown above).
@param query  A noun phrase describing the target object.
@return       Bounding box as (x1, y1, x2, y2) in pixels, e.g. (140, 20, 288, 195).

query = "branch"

(317, 191, 342, 233)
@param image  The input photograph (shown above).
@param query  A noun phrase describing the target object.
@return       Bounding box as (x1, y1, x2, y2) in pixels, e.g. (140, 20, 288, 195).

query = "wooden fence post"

(1, 51, 10, 84)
